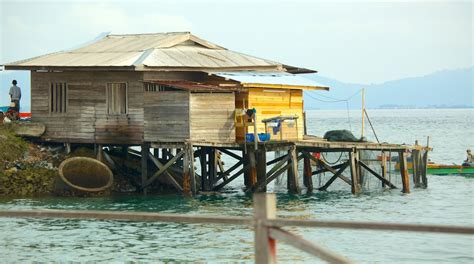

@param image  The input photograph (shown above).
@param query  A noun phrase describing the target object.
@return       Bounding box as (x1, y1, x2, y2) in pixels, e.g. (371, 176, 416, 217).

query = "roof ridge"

(108, 32, 191, 37)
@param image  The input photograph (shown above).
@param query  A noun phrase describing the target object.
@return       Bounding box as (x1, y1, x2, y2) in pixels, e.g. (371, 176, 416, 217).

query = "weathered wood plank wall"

(144, 91, 190, 142)
(189, 93, 235, 142)
(31, 71, 144, 144)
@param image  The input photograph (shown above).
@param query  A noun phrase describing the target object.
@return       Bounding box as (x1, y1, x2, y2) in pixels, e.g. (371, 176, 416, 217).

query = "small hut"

(3, 32, 328, 145)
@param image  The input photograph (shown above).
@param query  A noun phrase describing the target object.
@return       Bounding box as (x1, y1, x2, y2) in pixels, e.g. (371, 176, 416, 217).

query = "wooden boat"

(396, 161, 474, 175)
(423, 164, 474, 175)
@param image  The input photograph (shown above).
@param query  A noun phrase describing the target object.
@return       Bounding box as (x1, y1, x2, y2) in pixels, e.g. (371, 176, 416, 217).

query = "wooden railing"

(1, 194, 473, 264)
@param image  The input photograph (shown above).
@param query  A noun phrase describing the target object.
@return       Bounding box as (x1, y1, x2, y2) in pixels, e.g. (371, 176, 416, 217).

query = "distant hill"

(305, 67, 474, 109)
(1, 67, 472, 111)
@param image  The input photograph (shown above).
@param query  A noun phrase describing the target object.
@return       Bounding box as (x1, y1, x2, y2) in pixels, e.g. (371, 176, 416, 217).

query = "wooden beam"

(213, 163, 250, 191)
(145, 150, 185, 188)
(318, 162, 350, 191)
(216, 148, 242, 161)
(412, 149, 421, 187)
(266, 154, 288, 166)
(358, 160, 397, 189)
(209, 148, 217, 190)
(421, 150, 428, 188)
(268, 227, 353, 264)
(304, 152, 351, 185)
(217, 160, 243, 181)
(248, 147, 258, 189)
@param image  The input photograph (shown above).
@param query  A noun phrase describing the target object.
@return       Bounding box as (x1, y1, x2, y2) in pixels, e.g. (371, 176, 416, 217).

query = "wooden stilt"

(209, 148, 217, 190)
(349, 150, 361, 195)
(303, 155, 313, 192)
(249, 147, 258, 190)
(399, 151, 410, 193)
(96, 144, 103, 162)
(381, 151, 387, 188)
(287, 145, 300, 194)
(200, 147, 208, 191)
(189, 144, 196, 195)
(412, 141, 421, 187)
(183, 144, 191, 196)
(243, 150, 251, 188)
(141, 144, 149, 194)
(256, 148, 267, 192)
(153, 148, 159, 159)
(421, 149, 428, 188)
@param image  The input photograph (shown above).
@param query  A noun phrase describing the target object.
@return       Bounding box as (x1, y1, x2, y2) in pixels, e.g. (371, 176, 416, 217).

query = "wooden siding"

(31, 71, 144, 144)
(189, 93, 235, 142)
(144, 91, 190, 142)
(235, 88, 304, 141)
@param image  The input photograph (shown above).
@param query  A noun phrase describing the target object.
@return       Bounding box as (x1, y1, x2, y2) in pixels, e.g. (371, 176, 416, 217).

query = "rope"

(321, 152, 344, 165)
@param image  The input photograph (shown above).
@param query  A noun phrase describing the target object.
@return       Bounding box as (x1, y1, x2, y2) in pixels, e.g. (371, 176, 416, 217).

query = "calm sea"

(1, 108, 473, 263)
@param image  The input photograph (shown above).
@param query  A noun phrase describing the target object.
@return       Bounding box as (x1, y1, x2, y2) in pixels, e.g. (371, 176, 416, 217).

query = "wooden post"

(153, 148, 159, 159)
(256, 148, 267, 192)
(96, 144, 103, 162)
(303, 154, 313, 192)
(141, 144, 149, 194)
(421, 136, 430, 188)
(200, 147, 208, 191)
(349, 150, 361, 195)
(287, 145, 300, 194)
(381, 151, 387, 188)
(399, 151, 410, 193)
(253, 193, 277, 264)
(243, 150, 251, 188)
(209, 148, 217, 190)
(412, 149, 421, 187)
(183, 144, 191, 196)
(248, 146, 258, 190)
(189, 144, 196, 195)
(303, 111, 307, 136)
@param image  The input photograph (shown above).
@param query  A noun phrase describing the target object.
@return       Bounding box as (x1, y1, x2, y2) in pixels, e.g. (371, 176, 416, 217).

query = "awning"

(210, 71, 329, 90)
(145, 80, 243, 92)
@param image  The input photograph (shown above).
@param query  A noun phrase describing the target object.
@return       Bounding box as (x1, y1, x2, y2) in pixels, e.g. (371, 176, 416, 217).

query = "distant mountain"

(305, 67, 474, 109)
(1, 67, 472, 111)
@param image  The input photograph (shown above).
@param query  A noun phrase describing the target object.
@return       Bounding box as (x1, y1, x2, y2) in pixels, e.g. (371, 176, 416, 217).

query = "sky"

(0, 0, 472, 107)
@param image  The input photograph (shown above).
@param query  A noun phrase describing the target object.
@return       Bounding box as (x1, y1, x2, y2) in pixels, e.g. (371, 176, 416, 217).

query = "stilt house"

(3, 32, 328, 145)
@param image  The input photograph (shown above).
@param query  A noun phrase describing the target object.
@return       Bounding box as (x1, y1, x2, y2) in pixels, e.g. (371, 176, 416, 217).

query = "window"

(106, 83, 127, 114)
(50, 82, 67, 113)
(144, 82, 179, 92)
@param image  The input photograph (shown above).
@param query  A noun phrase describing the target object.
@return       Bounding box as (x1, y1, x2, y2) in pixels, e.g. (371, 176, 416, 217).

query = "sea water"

(0, 108, 473, 263)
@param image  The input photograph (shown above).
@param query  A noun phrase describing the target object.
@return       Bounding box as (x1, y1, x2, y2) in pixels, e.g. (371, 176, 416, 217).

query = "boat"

(395, 160, 474, 175)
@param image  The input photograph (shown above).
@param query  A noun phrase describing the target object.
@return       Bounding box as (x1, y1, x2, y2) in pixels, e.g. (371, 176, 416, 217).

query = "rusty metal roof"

(3, 32, 314, 73)
(148, 80, 243, 92)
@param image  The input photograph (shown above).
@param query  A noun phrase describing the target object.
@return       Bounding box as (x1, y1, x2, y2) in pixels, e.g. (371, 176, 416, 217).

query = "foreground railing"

(1, 194, 473, 263)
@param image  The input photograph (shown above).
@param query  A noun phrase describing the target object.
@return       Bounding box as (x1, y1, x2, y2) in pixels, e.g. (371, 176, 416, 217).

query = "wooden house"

(3, 32, 328, 145)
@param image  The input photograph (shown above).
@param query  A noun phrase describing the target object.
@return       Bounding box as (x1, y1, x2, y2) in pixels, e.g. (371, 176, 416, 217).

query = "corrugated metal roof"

(149, 80, 243, 92)
(212, 72, 329, 89)
(3, 32, 302, 72)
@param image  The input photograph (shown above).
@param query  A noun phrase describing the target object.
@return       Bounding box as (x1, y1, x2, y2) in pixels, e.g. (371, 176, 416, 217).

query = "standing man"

(9, 80, 21, 112)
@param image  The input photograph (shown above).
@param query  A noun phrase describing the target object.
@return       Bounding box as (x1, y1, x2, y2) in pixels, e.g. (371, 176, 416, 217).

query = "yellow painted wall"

(235, 88, 304, 141)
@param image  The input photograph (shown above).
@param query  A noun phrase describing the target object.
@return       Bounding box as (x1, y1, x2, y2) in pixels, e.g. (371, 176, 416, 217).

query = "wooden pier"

(125, 137, 431, 196)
